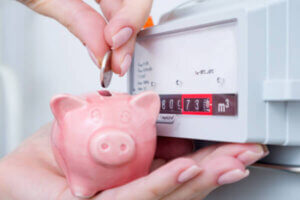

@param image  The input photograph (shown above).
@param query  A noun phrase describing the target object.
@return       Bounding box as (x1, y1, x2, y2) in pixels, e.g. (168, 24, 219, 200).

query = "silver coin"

(100, 51, 113, 88)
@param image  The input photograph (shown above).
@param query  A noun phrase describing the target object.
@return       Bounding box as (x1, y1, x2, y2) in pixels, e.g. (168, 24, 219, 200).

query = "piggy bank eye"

(120, 111, 131, 123)
(91, 109, 102, 121)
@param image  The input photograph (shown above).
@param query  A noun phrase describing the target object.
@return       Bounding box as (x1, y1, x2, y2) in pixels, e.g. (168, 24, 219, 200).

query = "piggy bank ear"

(130, 91, 160, 121)
(50, 94, 86, 122)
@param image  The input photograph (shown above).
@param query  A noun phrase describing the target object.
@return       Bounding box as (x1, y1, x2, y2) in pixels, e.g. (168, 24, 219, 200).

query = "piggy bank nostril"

(100, 143, 109, 151)
(120, 144, 127, 152)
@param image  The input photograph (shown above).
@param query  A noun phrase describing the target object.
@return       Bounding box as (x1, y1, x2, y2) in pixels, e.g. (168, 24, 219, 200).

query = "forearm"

(0, 126, 51, 200)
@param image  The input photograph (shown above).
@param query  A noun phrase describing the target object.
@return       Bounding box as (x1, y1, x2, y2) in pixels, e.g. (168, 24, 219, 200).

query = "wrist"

(0, 158, 11, 198)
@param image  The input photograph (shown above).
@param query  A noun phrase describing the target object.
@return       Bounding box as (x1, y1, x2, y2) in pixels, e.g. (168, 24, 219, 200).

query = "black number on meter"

(162, 99, 166, 110)
(177, 99, 181, 111)
(194, 99, 200, 111)
(185, 99, 191, 111)
(169, 99, 174, 110)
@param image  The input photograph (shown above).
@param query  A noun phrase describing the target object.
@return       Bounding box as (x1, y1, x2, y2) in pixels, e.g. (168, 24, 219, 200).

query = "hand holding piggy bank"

(50, 91, 160, 198)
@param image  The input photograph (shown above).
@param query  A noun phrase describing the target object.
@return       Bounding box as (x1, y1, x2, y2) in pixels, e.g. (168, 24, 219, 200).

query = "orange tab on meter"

(143, 16, 154, 29)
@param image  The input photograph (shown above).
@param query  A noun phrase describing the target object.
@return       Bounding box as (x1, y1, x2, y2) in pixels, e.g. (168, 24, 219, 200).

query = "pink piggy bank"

(50, 91, 160, 198)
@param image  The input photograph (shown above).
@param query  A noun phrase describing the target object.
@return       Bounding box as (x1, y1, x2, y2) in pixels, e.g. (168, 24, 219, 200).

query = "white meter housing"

(129, 0, 300, 145)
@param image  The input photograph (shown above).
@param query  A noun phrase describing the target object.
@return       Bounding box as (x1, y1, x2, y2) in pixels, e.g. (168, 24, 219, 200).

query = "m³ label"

(212, 94, 237, 116)
(159, 94, 237, 116)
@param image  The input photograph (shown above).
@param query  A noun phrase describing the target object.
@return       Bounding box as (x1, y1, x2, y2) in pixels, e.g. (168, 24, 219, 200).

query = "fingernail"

(237, 145, 269, 166)
(218, 169, 249, 185)
(237, 151, 264, 166)
(262, 145, 270, 157)
(177, 165, 202, 183)
(112, 27, 133, 49)
(120, 54, 132, 76)
(87, 47, 99, 68)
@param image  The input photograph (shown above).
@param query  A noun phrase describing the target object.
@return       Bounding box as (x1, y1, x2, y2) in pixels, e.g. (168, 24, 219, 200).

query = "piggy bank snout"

(89, 131, 136, 166)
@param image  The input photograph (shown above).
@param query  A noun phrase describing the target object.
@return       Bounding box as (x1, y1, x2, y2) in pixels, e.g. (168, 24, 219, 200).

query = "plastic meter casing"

(129, 0, 300, 146)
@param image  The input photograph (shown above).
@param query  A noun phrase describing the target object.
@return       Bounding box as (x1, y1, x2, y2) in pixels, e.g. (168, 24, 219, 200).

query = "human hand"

(0, 123, 268, 200)
(19, 0, 152, 76)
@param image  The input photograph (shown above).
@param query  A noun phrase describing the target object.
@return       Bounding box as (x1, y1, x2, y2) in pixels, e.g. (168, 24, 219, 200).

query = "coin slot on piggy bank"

(98, 90, 112, 96)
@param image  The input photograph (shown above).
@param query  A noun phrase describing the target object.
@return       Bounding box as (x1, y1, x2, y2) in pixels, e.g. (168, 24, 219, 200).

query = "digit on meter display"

(169, 99, 174, 110)
(185, 99, 191, 111)
(194, 99, 200, 111)
(161, 99, 166, 111)
(177, 99, 181, 111)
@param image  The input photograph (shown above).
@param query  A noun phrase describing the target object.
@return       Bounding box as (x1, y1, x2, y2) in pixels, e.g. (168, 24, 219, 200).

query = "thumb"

(20, 0, 109, 66)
